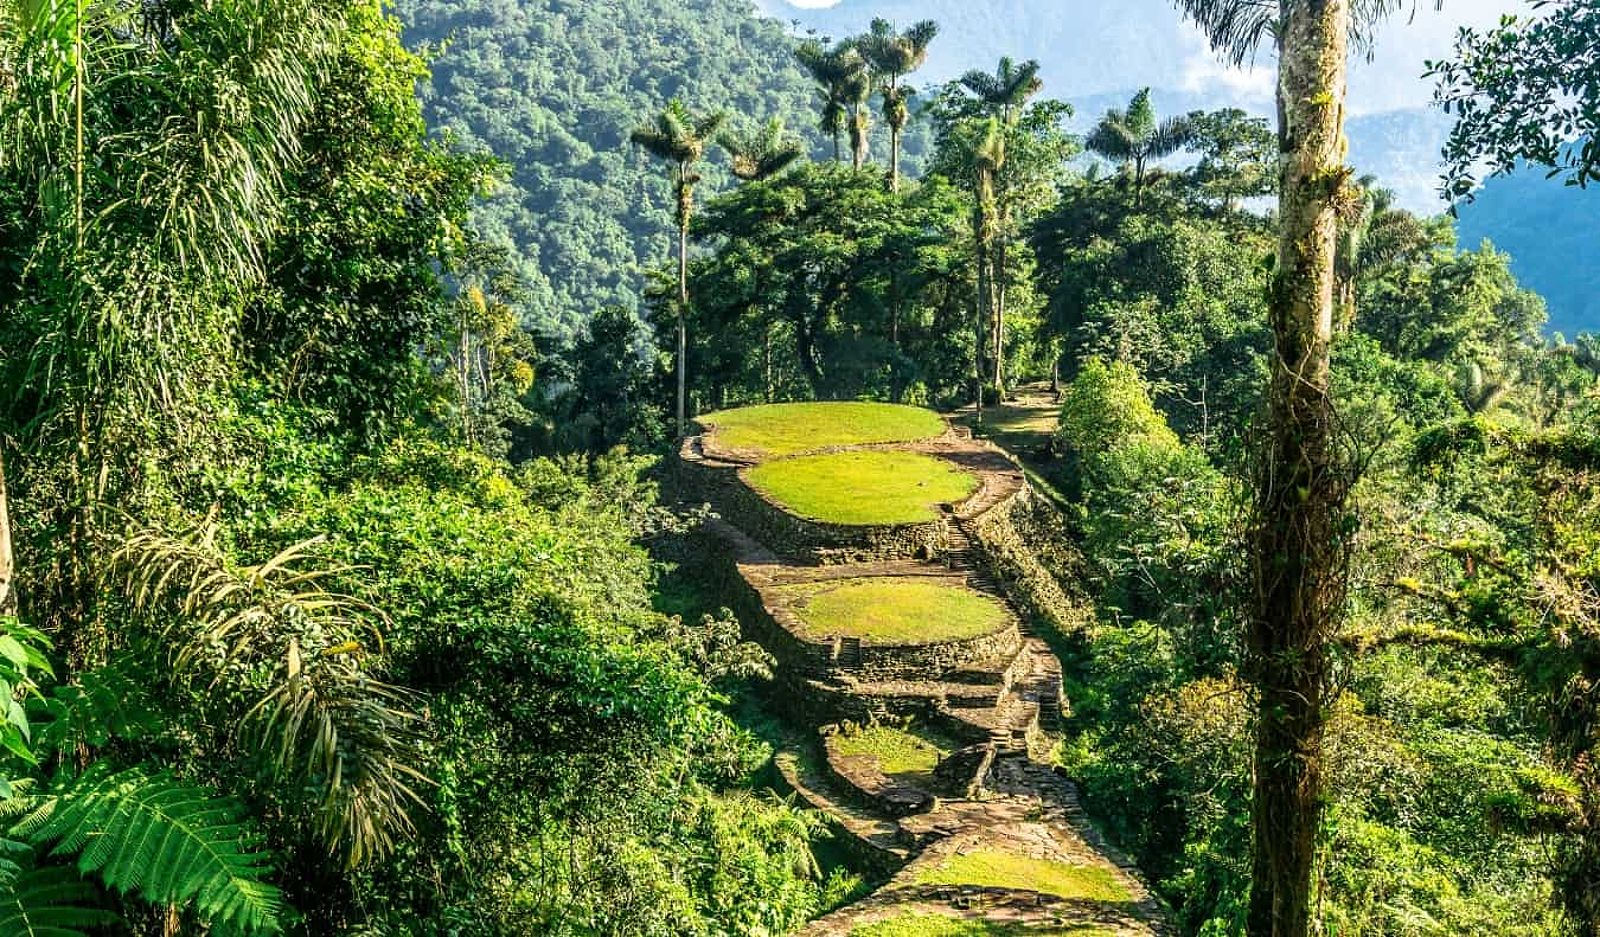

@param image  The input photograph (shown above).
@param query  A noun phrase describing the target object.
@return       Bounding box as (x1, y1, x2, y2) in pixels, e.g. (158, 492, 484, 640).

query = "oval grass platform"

(745, 450, 978, 526)
(850, 913, 1119, 936)
(781, 577, 1008, 645)
(702, 402, 947, 457)
(915, 849, 1133, 904)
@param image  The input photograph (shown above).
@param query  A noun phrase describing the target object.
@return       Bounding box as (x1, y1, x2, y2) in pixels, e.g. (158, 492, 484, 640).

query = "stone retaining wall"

(967, 487, 1093, 641)
(675, 440, 954, 565)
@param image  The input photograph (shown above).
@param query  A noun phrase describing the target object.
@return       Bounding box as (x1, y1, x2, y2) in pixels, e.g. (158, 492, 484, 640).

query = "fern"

(11, 766, 285, 934)
(31, 663, 160, 756)
(0, 865, 116, 937)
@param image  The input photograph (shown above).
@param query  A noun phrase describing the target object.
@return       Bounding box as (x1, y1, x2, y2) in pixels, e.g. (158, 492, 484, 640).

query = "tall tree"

(630, 100, 727, 436)
(1086, 88, 1195, 209)
(1174, 1, 1423, 933)
(0, 0, 342, 662)
(796, 40, 869, 167)
(959, 58, 1044, 396)
(973, 118, 1006, 423)
(860, 18, 939, 192)
(719, 117, 805, 182)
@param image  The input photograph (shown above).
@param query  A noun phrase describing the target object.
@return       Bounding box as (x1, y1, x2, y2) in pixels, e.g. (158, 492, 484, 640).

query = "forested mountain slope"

(1457, 172, 1600, 337)
(397, 0, 827, 334)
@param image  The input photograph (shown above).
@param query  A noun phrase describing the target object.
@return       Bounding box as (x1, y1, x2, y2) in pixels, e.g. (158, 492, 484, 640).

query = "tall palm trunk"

(992, 236, 1007, 396)
(675, 167, 691, 437)
(973, 203, 992, 428)
(887, 76, 902, 193)
(1247, 2, 1351, 935)
(850, 107, 868, 171)
(0, 446, 14, 617)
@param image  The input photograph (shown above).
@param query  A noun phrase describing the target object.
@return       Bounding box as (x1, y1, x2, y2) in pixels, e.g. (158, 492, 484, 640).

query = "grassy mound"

(703, 402, 946, 457)
(915, 850, 1133, 903)
(851, 913, 1116, 936)
(833, 724, 950, 783)
(782, 578, 1008, 644)
(745, 450, 977, 525)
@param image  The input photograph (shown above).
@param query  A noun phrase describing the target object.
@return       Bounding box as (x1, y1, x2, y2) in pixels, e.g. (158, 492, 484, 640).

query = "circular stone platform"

(745, 450, 979, 527)
(779, 577, 1008, 645)
(700, 401, 946, 458)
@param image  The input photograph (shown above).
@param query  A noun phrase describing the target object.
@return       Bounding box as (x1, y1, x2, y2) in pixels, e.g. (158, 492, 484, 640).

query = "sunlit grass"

(703, 402, 946, 456)
(745, 450, 978, 525)
(915, 849, 1133, 903)
(833, 724, 949, 782)
(782, 577, 1007, 644)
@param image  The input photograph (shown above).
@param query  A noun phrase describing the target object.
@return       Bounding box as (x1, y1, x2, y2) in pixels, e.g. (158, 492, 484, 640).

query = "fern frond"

(15, 766, 284, 934)
(0, 864, 117, 937)
(31, 663, 160, 756)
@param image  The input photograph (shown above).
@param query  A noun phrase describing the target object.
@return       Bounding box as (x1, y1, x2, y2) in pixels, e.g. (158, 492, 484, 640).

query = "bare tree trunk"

(888, 75, 901, 193)
(676, 170, 692, 437)
(1247, 3, 1351, 936)
(851, 108, 868, 171)
(677, 220, 689, 436)
(974, 209, 990, 429)
(993, 237, 1007, 397)
(0, 445, 15, 617)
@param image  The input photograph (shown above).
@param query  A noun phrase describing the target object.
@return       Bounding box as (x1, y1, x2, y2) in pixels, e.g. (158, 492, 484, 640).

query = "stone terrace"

(677, 409, 1168, 936)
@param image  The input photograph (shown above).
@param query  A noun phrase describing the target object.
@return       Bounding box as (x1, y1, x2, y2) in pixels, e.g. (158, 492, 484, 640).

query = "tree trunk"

(888, 76, 902, 193)
(851, 108, 868, 171)
(973, 208, 990, 429)
(676, 172, 691, 437)
(993, 236, 1007, 397)
(0, 445, 15, 617)
(1247, 3, 1351, 936)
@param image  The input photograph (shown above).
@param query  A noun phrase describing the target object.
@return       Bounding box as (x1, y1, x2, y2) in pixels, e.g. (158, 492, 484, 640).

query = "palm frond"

(12, 766, 282, 933)
(0, 863, 116, 937)
(112, 527, 428, 869)
(1174, 0, 1278, 66)
(1177, 0, 1441, 65)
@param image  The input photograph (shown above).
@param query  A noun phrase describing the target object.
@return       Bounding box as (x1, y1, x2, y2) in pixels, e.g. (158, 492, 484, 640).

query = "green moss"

(781, 578, 1008, 644)
(703, 402, 946, 457)
(833, 725, 949, 781)
(745, 451, 978, 525)
(850, 913, 1117, 936)
(915, 849, 1133, 903)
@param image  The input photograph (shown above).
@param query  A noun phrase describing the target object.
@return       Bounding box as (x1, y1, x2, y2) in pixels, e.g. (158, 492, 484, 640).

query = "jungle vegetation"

(1, 0, 1598, 934)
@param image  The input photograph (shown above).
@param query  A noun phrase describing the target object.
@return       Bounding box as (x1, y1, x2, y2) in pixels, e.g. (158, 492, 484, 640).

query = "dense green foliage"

(395, 0, 830, 335)
(2, 0, 1598, 933)
(0, 2, 843, 932)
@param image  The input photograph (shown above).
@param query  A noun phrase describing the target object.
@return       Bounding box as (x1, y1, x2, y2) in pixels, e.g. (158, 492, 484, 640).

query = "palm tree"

(1085, 88, 1194, 208)
(718, 117, 805, 182)
(959, 58, 1043, 397)
(631, 100, 727, 436)
(970, 118, 1006, 427)
(1176, 2, 1426, 934)
(2, 0, 343, 664)
(796, 40, 869, 166)
(860, 18, 938, 191)
(1334, 175, 1429, 330)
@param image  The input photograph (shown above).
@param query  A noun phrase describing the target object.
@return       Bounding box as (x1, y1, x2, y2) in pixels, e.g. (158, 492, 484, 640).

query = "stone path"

(679, 417, 1168, 936)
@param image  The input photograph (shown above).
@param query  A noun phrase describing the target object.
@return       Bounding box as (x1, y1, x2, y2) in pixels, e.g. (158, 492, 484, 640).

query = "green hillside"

(397, 0, 827, 334)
